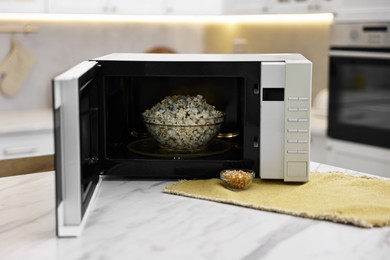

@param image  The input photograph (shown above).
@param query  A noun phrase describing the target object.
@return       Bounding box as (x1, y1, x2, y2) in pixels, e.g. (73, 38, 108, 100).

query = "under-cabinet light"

(0, 13, 333, 24)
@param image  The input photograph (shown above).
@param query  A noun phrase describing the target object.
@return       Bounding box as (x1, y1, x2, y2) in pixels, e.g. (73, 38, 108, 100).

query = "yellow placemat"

(164, 172, 390, 228)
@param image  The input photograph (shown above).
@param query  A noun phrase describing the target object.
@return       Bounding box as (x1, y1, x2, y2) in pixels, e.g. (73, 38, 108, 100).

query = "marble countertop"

(1, 162, 389, 260)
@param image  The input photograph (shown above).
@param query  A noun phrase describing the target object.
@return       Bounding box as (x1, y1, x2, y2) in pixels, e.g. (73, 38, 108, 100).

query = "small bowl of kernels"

(220, 169, 255, 191)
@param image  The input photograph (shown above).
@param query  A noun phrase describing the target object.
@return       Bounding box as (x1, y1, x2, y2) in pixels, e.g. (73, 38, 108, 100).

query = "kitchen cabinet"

(10, 0, 388, 18)
(47, 0, 217, 15)
(332, 0, 390, 22)
(0, 134, 53, 160)
(0, 109, 53, 160)
(5, 0, 336, 15)
(327, 139, 390, 178)
(44, 0, 337, 16)
(109, 0, 165, 15)
(0, 131, 53, 159)
(48, 0, 164, 14)
(0, 0, 46, 13)
(223, 0, 269, 14)
(268, 0, 333, 14)
(4, 0, 389, 22)
(47, 0, 108, 14)
(165, 0, 223, 15)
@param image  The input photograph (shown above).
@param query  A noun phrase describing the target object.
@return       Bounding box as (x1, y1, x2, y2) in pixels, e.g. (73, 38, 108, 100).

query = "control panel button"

(287, 162, 307, 177)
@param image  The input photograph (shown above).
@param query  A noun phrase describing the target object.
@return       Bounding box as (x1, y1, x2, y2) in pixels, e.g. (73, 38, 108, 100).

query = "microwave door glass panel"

(80, 82, 100, 206)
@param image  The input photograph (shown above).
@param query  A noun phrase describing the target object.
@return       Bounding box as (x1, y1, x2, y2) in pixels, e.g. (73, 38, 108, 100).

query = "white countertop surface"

(1, 162, 389, 260)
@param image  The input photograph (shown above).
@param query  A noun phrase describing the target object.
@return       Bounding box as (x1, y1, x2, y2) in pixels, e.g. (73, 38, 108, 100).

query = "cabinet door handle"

(4, 146, 36, 156)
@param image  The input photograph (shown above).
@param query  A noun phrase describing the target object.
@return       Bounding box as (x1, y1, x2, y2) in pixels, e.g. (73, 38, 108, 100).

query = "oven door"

(53, 61, 101, 237)
(328, 50, 390, 149)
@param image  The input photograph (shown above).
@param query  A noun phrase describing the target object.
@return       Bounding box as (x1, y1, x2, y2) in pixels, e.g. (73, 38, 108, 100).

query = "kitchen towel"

(0, 39, 36, 98)
(164, 172, 390, 228)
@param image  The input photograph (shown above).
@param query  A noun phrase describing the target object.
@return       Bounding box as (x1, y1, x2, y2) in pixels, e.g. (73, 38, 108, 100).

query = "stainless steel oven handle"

(329, 50, 390, 59)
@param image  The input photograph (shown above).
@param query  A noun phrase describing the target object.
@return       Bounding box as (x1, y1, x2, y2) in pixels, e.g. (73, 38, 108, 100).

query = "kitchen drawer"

(327, 139, 390, 178)
(0, 130, 54, 160)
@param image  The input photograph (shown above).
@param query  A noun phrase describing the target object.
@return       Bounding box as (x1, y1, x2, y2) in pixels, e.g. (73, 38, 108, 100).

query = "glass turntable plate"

(127, 138, 233, 159)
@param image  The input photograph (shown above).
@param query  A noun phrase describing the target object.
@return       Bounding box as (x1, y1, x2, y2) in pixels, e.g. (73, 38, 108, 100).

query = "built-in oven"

(329, 22, 390, 148)
(53, 53, 312, 237)
(328, 22, 390, 174)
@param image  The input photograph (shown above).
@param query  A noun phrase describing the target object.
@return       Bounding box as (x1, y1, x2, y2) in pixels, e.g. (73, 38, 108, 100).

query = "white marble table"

(1, 162, 389, 260)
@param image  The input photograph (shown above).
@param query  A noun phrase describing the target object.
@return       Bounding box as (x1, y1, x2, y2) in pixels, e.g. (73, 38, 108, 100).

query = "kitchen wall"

(0, 17, 331, 111)
(0, 21, 204, 111)
(204, 20, 331, 99)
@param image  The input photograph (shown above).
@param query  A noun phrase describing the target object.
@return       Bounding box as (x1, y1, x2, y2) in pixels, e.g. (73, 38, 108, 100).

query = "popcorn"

(220, 169, 254, 190)
(142, 95, 224, 151)
(142, 95, 224, 125)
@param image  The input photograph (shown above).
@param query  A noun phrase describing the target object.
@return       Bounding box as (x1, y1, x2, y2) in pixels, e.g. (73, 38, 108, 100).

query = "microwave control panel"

(260, 60, 311, 182)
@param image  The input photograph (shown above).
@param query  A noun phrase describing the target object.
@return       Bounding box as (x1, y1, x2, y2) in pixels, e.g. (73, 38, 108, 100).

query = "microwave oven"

(53, 53, 312, 237)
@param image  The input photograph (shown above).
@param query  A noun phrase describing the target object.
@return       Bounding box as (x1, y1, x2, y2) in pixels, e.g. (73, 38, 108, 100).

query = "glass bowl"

(143, 115, 224, 153)
(220, 169, 255, 191)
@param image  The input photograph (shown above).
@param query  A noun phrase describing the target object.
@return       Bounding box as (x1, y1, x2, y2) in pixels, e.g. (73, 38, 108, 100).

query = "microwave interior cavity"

(88, 61, 261, 178)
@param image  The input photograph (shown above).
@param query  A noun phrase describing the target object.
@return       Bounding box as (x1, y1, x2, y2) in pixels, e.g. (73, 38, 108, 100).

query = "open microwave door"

(53, 61, 101, 237)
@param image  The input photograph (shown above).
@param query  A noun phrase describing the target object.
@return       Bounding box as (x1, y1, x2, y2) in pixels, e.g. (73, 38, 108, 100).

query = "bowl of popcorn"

(142, 95, 224, 152)
(220, 169, 255, 191)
